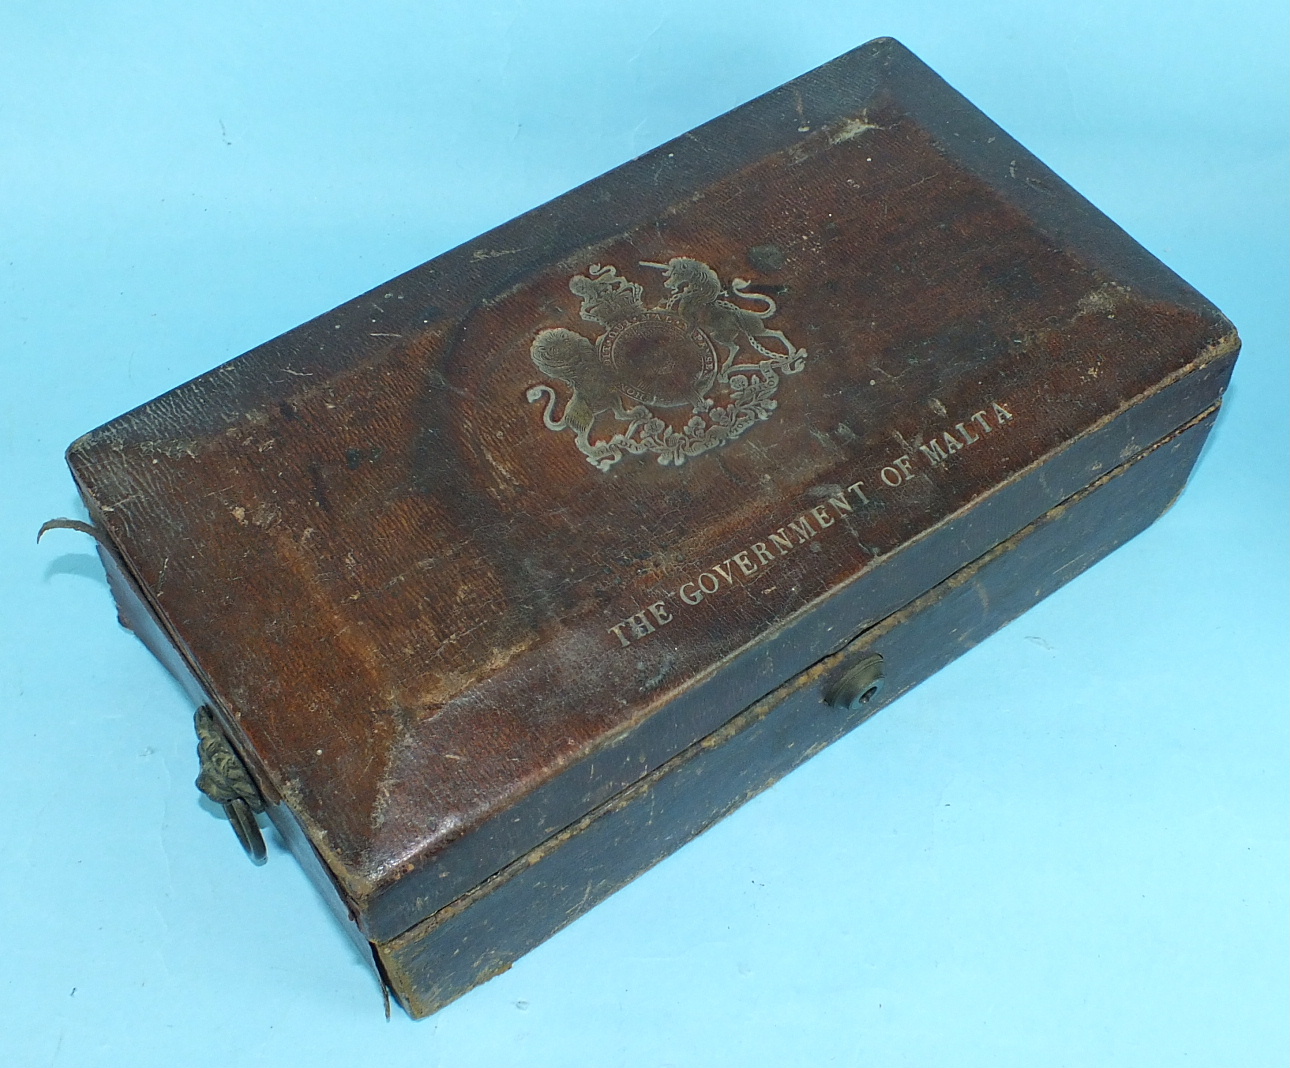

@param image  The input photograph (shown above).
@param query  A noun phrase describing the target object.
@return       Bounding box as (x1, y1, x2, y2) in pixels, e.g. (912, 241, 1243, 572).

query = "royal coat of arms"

(525, 257, 808, 471)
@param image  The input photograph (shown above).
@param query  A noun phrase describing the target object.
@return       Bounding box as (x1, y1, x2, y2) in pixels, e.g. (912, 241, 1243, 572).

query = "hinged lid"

(68, 38, 1236, 941)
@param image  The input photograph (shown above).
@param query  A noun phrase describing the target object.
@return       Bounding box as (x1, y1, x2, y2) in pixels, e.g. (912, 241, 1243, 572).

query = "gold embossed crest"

(526, 258, 808, 470)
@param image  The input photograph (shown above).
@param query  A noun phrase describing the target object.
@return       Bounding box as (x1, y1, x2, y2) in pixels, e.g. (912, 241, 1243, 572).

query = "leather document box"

(60, 38, 1238, 1017)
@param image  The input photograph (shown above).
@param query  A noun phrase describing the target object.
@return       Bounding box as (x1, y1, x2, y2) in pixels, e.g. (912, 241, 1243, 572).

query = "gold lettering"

(787, 515, 816, 543)
(711, 559, 736, 585)
(608, 405, 1014, 649)
(919, 438, 948, 464)
(846, 480, 870, 505)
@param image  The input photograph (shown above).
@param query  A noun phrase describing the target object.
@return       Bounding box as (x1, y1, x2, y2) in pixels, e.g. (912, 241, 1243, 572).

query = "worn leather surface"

(377, 406, 1221, 1017)
(66, 38, 1237, 937)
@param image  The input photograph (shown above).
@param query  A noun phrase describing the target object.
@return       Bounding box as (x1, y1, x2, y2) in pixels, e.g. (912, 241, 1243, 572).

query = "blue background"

(2, 3, 1285, 1065)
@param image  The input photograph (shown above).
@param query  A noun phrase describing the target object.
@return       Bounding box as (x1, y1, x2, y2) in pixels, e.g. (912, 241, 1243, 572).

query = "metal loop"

(195, 706, 268, 864)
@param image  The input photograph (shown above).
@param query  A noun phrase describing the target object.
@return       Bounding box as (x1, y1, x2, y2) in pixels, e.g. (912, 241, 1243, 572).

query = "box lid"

(68, 38, 1236, 940)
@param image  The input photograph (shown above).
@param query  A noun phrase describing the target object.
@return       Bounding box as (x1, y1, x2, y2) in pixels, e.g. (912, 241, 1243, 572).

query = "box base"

(376, 404, 1220, 1018)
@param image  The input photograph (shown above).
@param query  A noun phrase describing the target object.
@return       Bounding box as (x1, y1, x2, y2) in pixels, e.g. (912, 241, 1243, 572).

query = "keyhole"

(825, 653, 886, 711)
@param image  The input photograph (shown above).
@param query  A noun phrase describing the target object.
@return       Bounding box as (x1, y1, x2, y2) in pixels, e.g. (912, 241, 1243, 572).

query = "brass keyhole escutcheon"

(826, 653, 885, 711)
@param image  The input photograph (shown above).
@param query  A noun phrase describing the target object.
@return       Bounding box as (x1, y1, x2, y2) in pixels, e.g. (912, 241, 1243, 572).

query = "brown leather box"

(60, 38, 1238, 1017)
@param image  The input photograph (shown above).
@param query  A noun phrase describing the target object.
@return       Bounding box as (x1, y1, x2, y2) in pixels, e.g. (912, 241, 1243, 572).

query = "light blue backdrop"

(1, 3, 1285, 1066)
